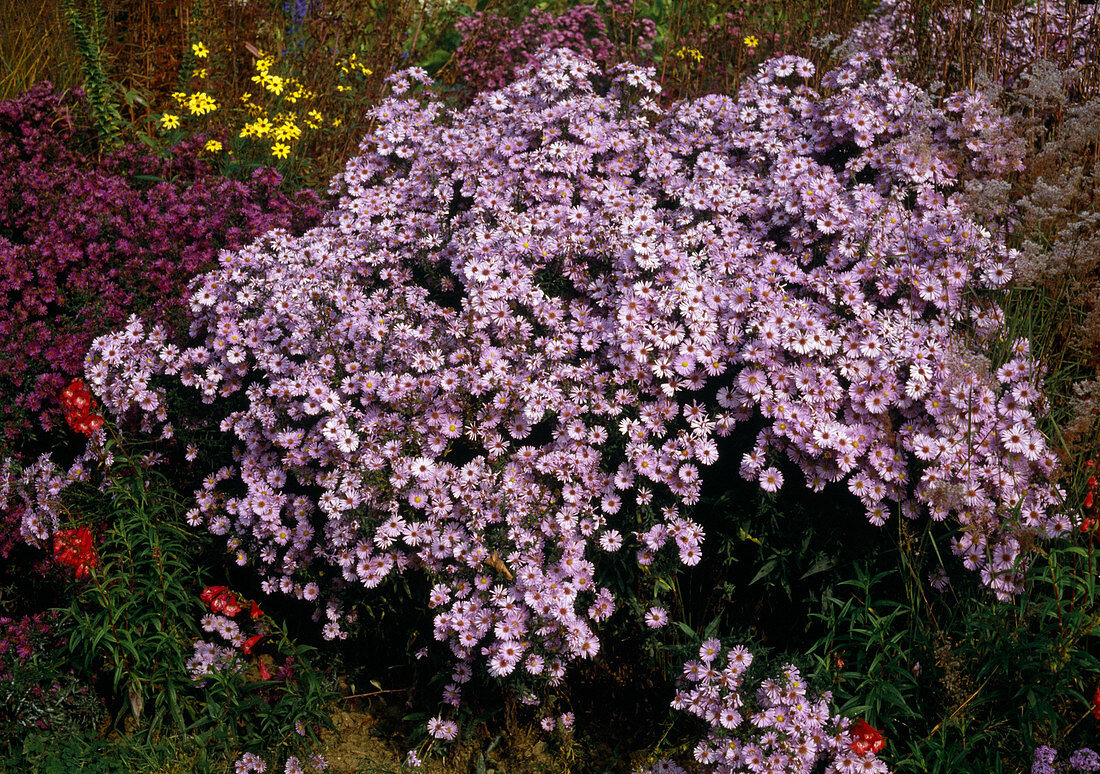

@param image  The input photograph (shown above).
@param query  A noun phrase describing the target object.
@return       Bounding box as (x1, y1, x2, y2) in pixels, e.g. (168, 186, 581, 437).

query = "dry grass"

(0, 0, 83, 101)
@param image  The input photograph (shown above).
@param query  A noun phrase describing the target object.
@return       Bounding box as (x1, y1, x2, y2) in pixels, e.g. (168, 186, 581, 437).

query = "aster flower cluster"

(645, 641, 887, 774)
(1033, 745, 1100, 774)
(0, 613, 53, 683)
(244, 753, 326, 774)
(187, 639, 247, 682)
(2, 452, 89, 544)
(75, 33, 1069, 700)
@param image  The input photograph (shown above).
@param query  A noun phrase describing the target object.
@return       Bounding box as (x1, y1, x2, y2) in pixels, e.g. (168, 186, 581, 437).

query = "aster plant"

(41, 33, 1070, 744)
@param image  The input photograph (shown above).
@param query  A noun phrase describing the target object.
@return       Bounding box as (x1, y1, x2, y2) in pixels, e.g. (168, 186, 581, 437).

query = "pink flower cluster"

(76, 37, 1066, 698)
(640, 640, 888, 773)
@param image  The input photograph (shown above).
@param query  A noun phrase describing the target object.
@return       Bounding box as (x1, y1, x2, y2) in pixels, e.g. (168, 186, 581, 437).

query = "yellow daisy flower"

(159, 113, 181, 130)
(271, 142, 290, 159)
(272, 118, 301, 142)
(204, 139, 223, 152)
(192, 42, 209, 58)
(187, 91, 218, 116)
(743, 35, 760, 48)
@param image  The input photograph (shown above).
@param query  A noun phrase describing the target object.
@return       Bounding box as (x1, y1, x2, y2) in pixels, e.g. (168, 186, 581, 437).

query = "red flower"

(242, 634, 264, 655)
(850, 719, 885, 755)
(60, 379, 105, 436)
(200, 586, 230, 604)
(214, 594, 242, 617)
(53, 527, 97, 578)
(60, 378, 90, 411)
(200, 586, 242, 616)
(257, 660, 272, 680)
(250, 600, 264, 620)
(1092, 685, 1100, 723)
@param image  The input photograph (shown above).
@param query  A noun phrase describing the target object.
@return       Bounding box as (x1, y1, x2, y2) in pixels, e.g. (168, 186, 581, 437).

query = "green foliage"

(46, 421, 336, 771)
(190, 618, 337, 772)
(0, 644, 105, 752)
(17, 731, 132, 774)
(60, 442, 206, 736)
(60, 0, 124, 148)
(811, 521, 1100, 773)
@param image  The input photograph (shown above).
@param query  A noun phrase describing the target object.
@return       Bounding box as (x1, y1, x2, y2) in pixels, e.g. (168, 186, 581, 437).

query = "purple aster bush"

(0, 82, 323, 450)
(73, 39, 1069, 718)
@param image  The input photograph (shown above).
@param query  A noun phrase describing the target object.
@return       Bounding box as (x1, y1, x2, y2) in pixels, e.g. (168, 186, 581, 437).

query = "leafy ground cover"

(2, 1, 1100, 773)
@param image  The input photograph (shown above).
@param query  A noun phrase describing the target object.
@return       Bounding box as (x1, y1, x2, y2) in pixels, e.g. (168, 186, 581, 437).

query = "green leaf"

(750, 558, 778, 585)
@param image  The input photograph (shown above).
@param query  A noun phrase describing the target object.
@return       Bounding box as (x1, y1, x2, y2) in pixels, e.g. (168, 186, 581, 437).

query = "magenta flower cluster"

(641, 640, 887, 773)
(453, 0, 655, 94)
(0, 82, 322, 446)
(0, 613, 53, 683)
(67, 34, 1068, 710)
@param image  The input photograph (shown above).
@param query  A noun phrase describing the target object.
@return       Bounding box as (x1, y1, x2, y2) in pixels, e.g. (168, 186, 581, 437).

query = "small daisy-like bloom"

(204, 139, 223, 152)
(159, 113, 181, 130)
(427, 716, 458, 740)
(576, 635, 600, 658)
(598, 529, 623, 551)
(759, 466, 784, 492)
(645, 606, 669, 628)
(192, 41, 209, 58)
(699, 638, 721, 663)
(743, 35, 760, 48)
(271, 142, 291, 159)
(727, 645, 753, 670)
